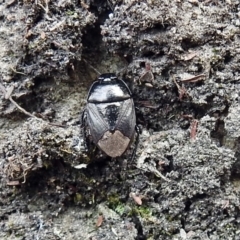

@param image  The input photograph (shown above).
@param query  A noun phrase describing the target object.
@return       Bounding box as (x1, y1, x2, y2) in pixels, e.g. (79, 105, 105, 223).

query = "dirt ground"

(1, 0, 240, 239)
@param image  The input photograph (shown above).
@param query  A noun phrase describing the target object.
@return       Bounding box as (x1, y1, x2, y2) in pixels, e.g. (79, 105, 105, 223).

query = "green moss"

(212, 48, 219, 54)
(107, 194, 127, 215)
(42, 160, 52, 169)
(107, 194, 121, 209)
(74, 193, 83, 203)
(115, 203, 125, 215)
(130, 206, 152, 218)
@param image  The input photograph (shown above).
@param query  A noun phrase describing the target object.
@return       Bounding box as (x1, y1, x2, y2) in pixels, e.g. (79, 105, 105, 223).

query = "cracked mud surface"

(1, 0, 240, 239)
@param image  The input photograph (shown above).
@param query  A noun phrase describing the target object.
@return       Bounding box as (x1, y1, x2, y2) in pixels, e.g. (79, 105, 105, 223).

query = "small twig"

(10, 66, 26, 75)
(22, 165, 33, 184)
(172, 76, 189, 100)
(7, 180, 20, 186)
(172, 76, 181, 92)
(49, 19, 65, 31)
(48, 122, 68, 128)
(1, 82, 37, 118)
(181, 114, 194, 120)
(146, 164, 171, 182)
(36, 0, 54, 21)
(190, 119, 198, 140)
(11, 97, 39, 119)
(135, 100, 159, 109)
(181, 114, 199, 140)
(137, 135, 171, 182)
(107, 0, 115, 11)
(181, 73, 205, 83)
(0, 82, 67, 128)
(37, 0, 49, 14)
(82, 58, 101, 75)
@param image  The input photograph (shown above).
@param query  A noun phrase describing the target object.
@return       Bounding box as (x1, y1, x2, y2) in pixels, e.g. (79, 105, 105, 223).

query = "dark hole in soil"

(81, 1, 112, 54)
(210, 119, 227, 147)
(142, 50, 156, 58)
(131, 214, 147, 240)
(224, 51, 233, 64)
(181, 38, 200, 51)
(139, 62, 146, 68)
(165, 155, 174, 173)
(230, 137, 240, 179)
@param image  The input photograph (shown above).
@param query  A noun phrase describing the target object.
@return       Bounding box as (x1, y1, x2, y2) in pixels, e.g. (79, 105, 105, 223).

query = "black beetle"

(82, 73, 139, 159)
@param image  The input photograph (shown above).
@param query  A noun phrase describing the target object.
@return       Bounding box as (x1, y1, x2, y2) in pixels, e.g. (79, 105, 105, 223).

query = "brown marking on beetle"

(97, 130, 131, 158)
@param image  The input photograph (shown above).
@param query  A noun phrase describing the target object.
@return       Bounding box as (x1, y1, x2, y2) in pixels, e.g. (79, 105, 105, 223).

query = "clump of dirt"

(1, 0, 240, 239)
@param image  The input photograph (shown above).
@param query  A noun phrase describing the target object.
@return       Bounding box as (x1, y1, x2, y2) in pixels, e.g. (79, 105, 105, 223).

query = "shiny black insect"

(81, 73, 139, 159)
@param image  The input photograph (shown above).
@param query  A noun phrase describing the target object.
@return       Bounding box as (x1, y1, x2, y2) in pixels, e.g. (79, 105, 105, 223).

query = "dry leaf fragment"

(130, 192, 142, 205)
(139, 62, 154, 85)
(5, 85, 14, 99)
(40, 32, 46, 39)
(25, 30, 33, 39)
(190, 119, 198, 140)
(183, 51, 198, 61)
(145, 62, 151, 71)
(172, 77, 189, 100)
(81, 0, 89, 9)
(188, 0, 198, 4)
(181, 114, 194, 120)
(96, 215, 104, 227)
(7, 180, 20, 186)
(74, 164, 88, 169)
(222, 200, 229, 209)
(139, 71, 154, 84)
(145, 83, 153, 88)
